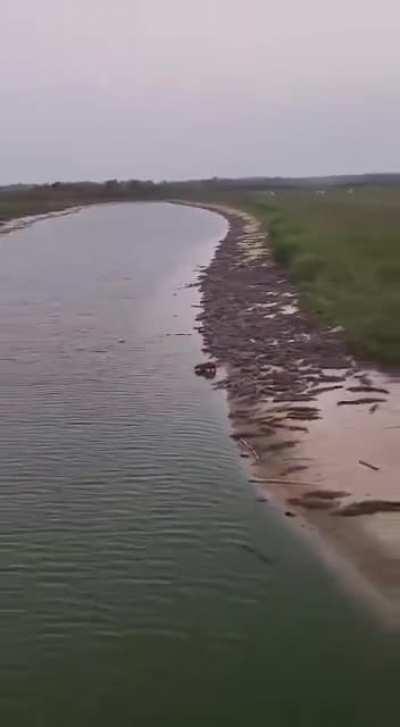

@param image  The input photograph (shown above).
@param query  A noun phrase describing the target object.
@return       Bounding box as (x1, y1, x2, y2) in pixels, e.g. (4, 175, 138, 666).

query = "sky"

(2, 0, 400, 184)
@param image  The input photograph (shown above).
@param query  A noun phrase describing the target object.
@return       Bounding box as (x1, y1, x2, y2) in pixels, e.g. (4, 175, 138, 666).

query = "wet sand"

(179, 200, 400, 626)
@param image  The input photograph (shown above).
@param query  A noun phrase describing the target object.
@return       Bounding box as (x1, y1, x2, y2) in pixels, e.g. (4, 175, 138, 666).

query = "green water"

(0, 203, 398, 725)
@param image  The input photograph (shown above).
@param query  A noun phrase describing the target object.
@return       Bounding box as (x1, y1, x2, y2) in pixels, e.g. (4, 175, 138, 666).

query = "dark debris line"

(195, 208, 354, 411)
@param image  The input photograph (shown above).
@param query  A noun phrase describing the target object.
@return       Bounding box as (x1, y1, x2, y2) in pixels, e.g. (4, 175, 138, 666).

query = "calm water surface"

(0, 203, 399, 725)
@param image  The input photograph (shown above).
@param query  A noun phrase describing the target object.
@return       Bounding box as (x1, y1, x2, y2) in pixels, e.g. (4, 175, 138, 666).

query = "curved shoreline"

(0, 205, 84, 236)
(177, 200, 400, 627)
(3, 199, 399, 624)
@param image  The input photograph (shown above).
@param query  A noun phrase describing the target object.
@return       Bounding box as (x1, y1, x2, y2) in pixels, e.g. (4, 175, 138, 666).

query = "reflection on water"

(0, 203, 399, 725)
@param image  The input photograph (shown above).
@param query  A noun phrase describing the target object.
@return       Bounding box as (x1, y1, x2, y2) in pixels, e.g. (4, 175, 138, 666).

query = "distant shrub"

(376, 263, 400, 283)
(291, 254, 325, 282)
(354, 311, 400, 364)
(273, 235, 300, 265)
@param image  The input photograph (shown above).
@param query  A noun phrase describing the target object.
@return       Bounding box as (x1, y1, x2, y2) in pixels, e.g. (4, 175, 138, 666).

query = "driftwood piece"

(358, 459, 380, 472)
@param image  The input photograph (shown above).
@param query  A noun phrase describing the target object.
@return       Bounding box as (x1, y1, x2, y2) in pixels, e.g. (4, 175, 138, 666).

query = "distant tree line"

(2, 173, 400, 219)
(0, 179, 164, 203)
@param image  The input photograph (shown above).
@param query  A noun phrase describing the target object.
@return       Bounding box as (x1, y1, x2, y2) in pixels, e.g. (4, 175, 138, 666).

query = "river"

(0, 202, 398, 725)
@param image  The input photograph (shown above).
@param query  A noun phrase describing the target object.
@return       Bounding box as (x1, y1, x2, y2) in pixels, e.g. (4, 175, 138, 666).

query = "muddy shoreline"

(178, 200, 400, 626)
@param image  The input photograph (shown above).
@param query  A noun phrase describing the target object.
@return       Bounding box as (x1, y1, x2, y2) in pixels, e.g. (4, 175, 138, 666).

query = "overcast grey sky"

(2, 0, 400, 184)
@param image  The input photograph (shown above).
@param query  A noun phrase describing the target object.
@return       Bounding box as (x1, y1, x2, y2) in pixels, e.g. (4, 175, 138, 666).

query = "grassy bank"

(241, 187, 400, 365)
(0, 196, 77, 223)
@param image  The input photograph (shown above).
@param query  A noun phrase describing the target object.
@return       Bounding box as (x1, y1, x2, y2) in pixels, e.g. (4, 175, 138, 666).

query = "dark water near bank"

(0, 203, 398, 725)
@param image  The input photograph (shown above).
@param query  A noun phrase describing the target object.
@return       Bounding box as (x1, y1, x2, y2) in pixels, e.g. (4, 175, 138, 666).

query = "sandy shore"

(179, 200, 400, 627)
(0, 206, 83, 236)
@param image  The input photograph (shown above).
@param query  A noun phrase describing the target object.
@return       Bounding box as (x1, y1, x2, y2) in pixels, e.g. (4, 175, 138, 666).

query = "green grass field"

(244, 186, 400, 365)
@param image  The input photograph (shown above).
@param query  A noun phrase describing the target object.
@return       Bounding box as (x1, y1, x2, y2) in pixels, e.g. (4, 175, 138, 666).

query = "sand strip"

(177, 200, 400, 627)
